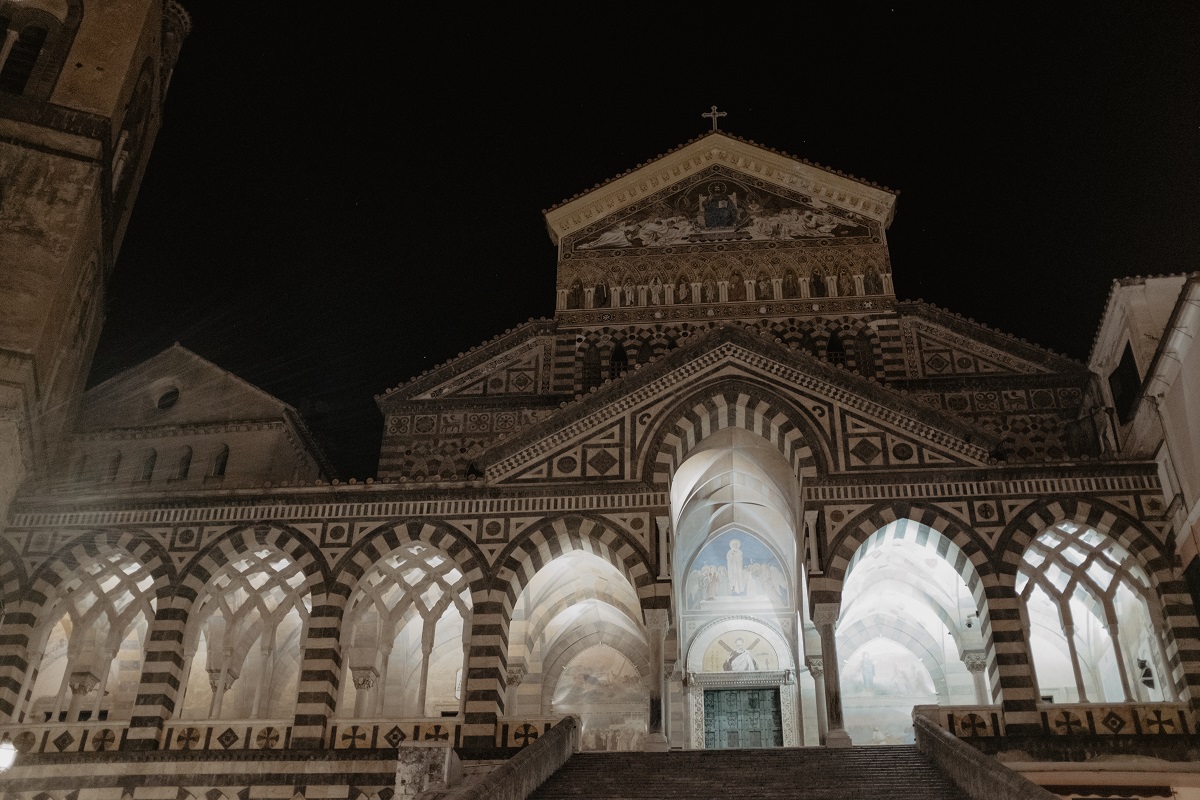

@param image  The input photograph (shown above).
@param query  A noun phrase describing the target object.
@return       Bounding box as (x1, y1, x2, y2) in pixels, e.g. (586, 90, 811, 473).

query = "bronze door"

(703, 688, 783, 749)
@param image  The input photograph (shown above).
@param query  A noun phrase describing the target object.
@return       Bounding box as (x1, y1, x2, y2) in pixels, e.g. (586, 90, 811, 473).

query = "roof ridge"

(898, 299, 1085, 366)
(542, 131, 895, 214)
(375, 317, 556, 402)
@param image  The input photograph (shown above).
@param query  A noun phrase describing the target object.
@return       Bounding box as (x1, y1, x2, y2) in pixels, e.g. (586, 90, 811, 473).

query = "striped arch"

(494, 515, 656, 615)
(127, 524, 332, 749)
(818, 317, 884, 379)
(0, 529, 172, 724)
(813, 504, 1002, 703)
(999, 497, 1200, 717)
(459, 514, 655, 748)
(334, 519, 488, 602)
(539, 626, 651, 711)
(0, 536, 26, 608)
(837, 616, 951, 701)
(520, 585, 643, 657)
(642, 377, 827, 490)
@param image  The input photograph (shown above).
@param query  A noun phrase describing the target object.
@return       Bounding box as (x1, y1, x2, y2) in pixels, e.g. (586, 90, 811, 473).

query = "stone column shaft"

(813, 605, 851, 747)
(644, 609, 669, 751)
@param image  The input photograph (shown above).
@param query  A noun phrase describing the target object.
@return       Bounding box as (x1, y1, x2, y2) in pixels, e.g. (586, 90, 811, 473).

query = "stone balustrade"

(914, 701, 1195, 741)
(0, 716, 570, 756)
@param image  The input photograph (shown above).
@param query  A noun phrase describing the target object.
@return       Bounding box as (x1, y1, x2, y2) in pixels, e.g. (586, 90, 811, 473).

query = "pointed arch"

(999, 497, 1200, 708)
(539, 625, 651, 710)
(4, 530, 172, 725)
(815, 504, 1002, 706)
(335, 519, 487, 600)
(493, 514, 656, 616)
(640, 377, 828, 491)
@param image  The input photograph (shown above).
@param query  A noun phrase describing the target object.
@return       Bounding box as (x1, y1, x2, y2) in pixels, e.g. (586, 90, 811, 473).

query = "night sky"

(89, 4, 1200, 478)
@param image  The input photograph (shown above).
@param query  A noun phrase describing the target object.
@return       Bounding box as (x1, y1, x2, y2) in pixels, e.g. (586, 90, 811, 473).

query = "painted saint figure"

(861, 653, 876, 691)
(723, 638, 759, 671)
(726, 538, 746, 595)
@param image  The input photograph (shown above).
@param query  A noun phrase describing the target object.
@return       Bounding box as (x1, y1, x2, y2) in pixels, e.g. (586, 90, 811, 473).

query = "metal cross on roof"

(702, 105, 727, 132)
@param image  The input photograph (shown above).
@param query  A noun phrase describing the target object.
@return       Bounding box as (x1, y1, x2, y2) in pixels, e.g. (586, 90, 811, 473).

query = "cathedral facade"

(2, 5, 1200, 799)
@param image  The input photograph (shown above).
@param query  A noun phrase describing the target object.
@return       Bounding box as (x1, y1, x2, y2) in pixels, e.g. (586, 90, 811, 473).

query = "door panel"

(703, 688, 782, 749)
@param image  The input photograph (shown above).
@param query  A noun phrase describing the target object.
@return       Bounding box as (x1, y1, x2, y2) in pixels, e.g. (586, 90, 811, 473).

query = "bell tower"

(0, 0, 190, 520)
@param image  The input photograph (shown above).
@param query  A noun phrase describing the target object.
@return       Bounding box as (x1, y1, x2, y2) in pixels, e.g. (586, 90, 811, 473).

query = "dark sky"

(90, 4, 1200, 478)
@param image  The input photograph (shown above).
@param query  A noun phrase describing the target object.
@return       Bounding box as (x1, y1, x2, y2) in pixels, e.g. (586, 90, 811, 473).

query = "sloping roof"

(376, 317, 557, 405)
(543, 131, 899, 246)
(79, 343, 336, 477)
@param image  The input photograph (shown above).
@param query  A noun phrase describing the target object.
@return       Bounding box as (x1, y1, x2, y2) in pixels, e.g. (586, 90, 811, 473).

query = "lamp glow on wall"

(0, 734, 15, 771)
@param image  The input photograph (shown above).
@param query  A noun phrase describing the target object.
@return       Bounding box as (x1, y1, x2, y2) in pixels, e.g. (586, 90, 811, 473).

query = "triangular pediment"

(482, 326, 997, 485)
(899, 303, 1088, 378)
(78, 344, 300, 431)
(545, 133, 897, 246)
(563, 163, 879, 254)
(378, 319, 556, 405)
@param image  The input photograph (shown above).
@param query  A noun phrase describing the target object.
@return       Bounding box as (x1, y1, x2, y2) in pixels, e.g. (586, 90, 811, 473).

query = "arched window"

(105, 452, 121, 482)
(176, 446, 192, 480)
(825, 334, 846, 367)
(581, 346, 601, 392)
(852, 331, 875, 376)
(609, 341, 628, 380)
(636, 340, 654, 365)
(0, 24, 47, 94)
(211, 444, 229, 478)
(140, 449, 157, 482)
(1017, 521, 1174, 704)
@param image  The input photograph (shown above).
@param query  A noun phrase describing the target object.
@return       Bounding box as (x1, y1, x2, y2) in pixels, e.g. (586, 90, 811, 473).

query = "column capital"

(963, 652, 988, 673)
(644, 608, 671, 632)
(805, 657, 823, 678)
(68, 670, 100, 695)
(812, 603, 840, 627)
(352, 666, 379, 691)
(506, 665, 526, 687)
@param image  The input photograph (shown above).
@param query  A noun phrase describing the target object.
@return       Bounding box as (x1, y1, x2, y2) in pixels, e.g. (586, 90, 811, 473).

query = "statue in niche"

(703, 280, 716, 303)
(863, 267, 884, 295)
(650, 277, 663, 305)
(757, 272, 772, 300)
(676, 278, 690, 303)
(567, 280, 584, 309)
(837, 269, 854, 297)
(623, 282, 635, 306)
(594, 283, 610, 308)
(810, 269, 828, 298)
(783, 270, 798, 299)
(729, 272, 745, 302)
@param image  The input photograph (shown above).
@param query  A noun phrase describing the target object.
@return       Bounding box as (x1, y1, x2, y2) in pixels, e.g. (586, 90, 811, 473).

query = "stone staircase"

(527, 746, 971, 799)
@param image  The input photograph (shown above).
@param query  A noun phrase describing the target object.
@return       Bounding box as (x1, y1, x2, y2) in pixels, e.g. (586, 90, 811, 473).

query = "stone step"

(527, 746, 969, 800)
